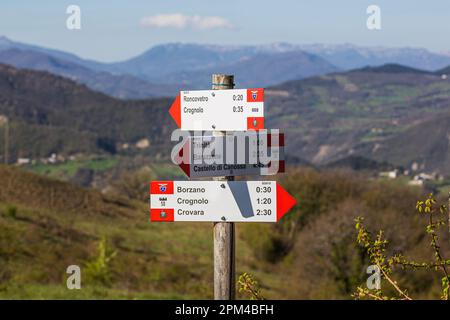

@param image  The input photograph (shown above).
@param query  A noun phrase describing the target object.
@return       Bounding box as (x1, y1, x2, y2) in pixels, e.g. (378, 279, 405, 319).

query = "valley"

(3, 61, 450, 183)
(0, 50, 450, 299)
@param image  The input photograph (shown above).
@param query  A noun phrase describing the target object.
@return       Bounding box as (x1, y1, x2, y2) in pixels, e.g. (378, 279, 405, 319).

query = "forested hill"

(0, 64, 174, 160)
(266, 64, 450, 173)
(2, 62, 450, 174)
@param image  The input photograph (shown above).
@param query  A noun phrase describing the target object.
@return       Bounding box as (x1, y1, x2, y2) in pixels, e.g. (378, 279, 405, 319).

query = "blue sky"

(1, 0, 449, 62)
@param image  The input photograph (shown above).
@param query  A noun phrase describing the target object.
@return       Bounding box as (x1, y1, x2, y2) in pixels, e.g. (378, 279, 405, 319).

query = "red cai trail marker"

(169, 88, 264, 131)
(175, 131, 285, 178)
(150, 181, 296, 223)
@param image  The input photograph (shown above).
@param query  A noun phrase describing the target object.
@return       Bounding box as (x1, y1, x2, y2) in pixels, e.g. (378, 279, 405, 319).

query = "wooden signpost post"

(212, 74, 236, 300)
(150, 74, 297, 300)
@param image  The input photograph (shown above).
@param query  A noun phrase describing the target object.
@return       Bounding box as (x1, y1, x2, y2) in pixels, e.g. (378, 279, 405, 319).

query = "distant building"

(16, 158, 30, 165)
(371, 127, 383, 134)
(379, 169, 399, 179)
(48, 153, 57, 164)
(136, 138, 150, 149)
(417, 173, 435, 181)
(408, 172, 437, 187)
(0, 115, 8, 126)
(408, 179, 423, 186)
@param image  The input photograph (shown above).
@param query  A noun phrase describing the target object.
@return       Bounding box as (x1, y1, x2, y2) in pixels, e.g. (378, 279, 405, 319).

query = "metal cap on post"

(212, 74, 234, 90)
(212, 74, 235, 300)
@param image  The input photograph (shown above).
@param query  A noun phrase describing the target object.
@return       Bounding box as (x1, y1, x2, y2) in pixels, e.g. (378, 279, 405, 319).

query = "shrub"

(354, 193, 450, 300)
(84, 237, 117, 286)
(6, 205, 17, 219)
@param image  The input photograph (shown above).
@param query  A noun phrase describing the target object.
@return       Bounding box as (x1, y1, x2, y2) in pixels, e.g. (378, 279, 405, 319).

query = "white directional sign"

(174, 131, 285, 178)
(169, 88, 264, 131)
(150, 181, 296, 223)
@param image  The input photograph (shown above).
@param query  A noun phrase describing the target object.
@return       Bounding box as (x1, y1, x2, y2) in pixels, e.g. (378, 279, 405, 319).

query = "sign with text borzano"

(150, 181, 296, 223)
(175, 131, 285, 178)
(169, 88, 264, 131)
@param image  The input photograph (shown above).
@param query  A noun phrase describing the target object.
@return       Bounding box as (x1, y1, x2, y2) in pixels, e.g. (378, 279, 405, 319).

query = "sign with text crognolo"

(169, 88, 264, 131)
(173, 131, 285, 178)
(149, 181, 296, 223)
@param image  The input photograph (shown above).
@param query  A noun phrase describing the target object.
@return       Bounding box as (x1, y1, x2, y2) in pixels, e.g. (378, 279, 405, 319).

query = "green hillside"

(0, 165, 293, 299)
(267, 64, 450, 173)
(0, 64, 173, 160)
(1, 164, 448, 299)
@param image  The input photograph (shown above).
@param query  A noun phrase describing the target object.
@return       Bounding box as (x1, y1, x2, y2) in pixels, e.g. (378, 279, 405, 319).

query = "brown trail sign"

(174, 131, 286, 178)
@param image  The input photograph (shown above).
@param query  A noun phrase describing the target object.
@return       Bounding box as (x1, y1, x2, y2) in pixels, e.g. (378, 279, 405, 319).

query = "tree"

(354, 194, 450, 300)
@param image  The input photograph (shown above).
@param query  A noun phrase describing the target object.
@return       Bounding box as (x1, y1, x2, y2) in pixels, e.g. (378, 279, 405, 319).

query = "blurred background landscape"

(1, 0, 450, 299)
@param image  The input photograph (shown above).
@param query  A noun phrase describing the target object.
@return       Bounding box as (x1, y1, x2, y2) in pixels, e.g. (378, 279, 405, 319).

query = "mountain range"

(2, 36, 450, 98)
(0, 48, 177, 99)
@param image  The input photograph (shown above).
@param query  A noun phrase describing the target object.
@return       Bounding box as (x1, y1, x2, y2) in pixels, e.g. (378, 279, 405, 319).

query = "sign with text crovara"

(149, 181, 296, 223)
(174, 131, 285, 178)
(169, 88, 264, 131)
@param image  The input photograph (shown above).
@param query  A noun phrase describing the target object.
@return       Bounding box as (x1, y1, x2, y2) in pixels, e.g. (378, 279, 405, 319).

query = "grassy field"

(1, 165, 448, 300)
(0, 165, 293, 299)
(25, 156, 118, 180)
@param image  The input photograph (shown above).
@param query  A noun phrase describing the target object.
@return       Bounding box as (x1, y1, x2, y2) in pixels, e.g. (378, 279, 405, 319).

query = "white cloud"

(140, 14, 233, 30)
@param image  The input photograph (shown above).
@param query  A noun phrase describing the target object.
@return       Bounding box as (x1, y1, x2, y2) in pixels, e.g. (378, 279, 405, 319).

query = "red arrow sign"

(276, 182, 297, 221)
(169, 94, 181, 128)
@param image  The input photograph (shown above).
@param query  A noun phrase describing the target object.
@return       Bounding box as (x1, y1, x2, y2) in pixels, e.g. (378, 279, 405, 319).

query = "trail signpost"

(150, 74, 297, 300)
